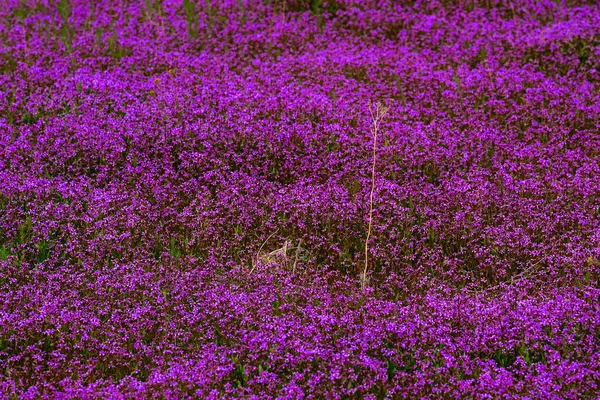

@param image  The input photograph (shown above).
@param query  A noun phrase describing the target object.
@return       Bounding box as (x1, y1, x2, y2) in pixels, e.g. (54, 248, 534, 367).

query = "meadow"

(0, 0, 599, 398)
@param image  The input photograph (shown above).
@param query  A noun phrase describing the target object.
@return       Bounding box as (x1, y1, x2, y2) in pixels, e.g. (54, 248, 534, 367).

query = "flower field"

(1, 0, 600, 398)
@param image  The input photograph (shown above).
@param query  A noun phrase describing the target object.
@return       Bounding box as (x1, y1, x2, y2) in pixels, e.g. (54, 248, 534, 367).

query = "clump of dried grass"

(250, 236, 308, 274)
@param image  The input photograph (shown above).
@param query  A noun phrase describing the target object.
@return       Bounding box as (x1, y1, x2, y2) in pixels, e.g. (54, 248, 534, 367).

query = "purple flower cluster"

(1, 0, 600, 398)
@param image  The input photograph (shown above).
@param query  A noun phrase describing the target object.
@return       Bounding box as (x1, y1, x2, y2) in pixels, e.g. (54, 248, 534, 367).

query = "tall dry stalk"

(362, 101, 391, 291)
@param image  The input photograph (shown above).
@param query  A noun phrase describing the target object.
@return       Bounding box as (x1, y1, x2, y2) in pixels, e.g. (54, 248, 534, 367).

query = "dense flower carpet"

(1, 0, 599, 398)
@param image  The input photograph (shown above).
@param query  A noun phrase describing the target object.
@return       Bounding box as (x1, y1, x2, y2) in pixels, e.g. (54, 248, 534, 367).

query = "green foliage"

(386, 360, 398, 382)
(107, 34, 131, 61)
(453, 72, 461, 92)
(518, 344, 544, 366)
(491, 348, 517, 368)
(53, 192, 72, 205)
(310, 0, 323, 14)
(35, 240, 51, 263)
(21, 111, 40, 126)
(169, 237, 181, 259)
(233, 224, 243, 236)
(144, 0, 164, 17)
(95, 27, 102, 47)
(18, 215, 32, 245)
(203, 0, 215, 34)
(0, 245, 11, 261)
(13, 2, 31, 20)
(183, 0, 198, 38)
(231, 355, 248, 388)
(204, 0, 213, 16)
(57, 0, 71, 21)
(588, 256, 600, 267)
(57, 0, 73, 51)
(271, 298, 282, 316)
(326, 133, 339, 152)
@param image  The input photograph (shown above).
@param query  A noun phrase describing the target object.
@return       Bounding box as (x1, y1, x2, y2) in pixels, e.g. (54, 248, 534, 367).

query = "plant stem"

(362, 101, 390, 291)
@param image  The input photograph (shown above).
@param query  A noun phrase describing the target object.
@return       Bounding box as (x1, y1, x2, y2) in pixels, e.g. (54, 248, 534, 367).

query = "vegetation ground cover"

(0, 0, 599, 398)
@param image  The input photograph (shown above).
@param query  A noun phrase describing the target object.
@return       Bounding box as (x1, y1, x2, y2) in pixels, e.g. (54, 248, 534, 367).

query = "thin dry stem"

(362, 101, 391, 291)
(293, 239, 303, 273)
(249, 229, 279, 275)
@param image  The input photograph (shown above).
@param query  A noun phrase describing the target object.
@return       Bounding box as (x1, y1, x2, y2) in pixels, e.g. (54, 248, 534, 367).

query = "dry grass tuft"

(250, 236, 309, 274)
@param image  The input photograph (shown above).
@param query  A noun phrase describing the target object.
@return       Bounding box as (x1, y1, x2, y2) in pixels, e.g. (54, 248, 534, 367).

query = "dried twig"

(362, 101, 391, 291)
(293, 239, 303, 273)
